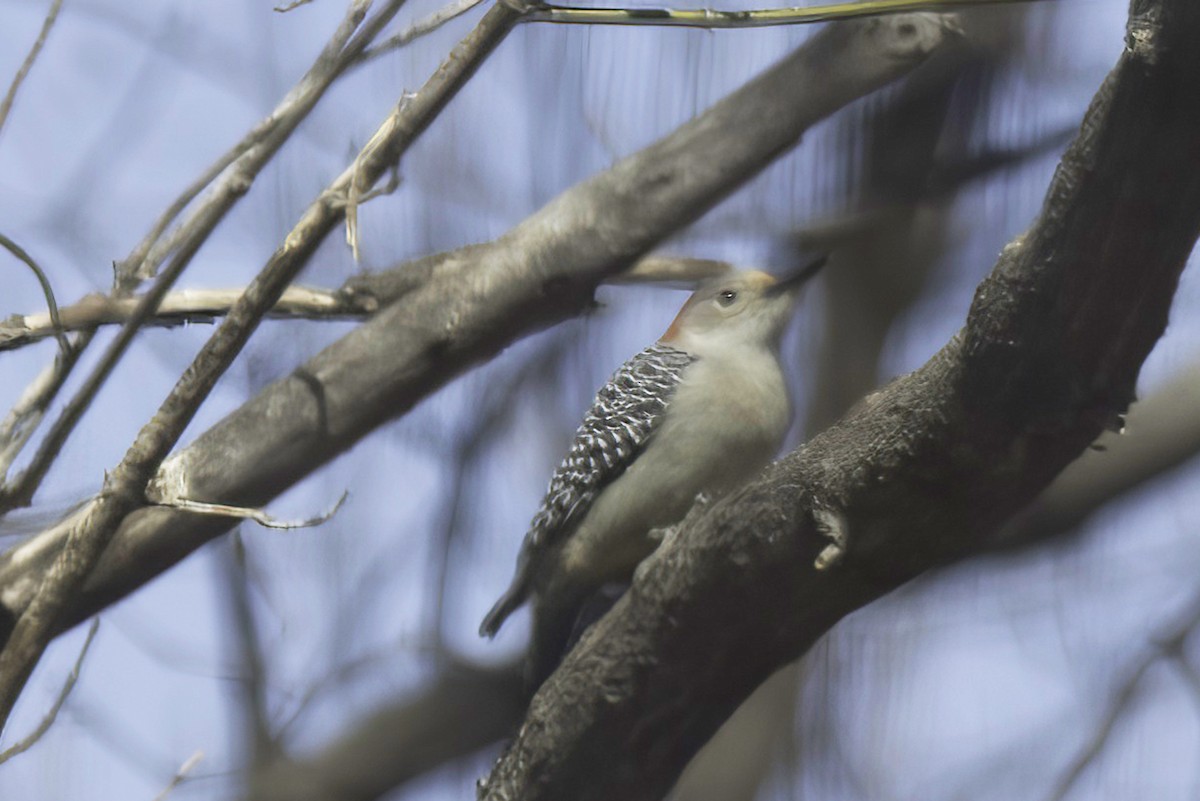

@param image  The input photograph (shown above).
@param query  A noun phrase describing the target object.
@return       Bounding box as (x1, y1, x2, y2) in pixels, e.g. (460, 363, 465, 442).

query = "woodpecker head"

(660, 256, 826, 353)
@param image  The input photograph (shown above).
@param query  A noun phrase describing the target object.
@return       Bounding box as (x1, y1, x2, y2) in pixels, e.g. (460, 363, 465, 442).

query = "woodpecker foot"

(812, 507, 848, 570)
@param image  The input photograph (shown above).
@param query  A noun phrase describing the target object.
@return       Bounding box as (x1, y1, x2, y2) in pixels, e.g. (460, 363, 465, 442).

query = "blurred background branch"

(1, 0, 1197, 799)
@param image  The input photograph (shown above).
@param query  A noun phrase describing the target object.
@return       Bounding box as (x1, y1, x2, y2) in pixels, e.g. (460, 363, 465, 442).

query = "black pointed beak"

(766, 254, 828, 297)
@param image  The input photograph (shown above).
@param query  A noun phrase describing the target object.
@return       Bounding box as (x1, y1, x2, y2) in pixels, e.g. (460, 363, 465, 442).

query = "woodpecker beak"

(766, 254, 828, 297)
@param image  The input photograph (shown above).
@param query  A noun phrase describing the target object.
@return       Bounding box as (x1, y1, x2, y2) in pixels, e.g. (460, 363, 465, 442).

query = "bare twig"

(0, 9, 947, 650)
(0, 618, 98, 766)
(1002, 362, 1200, 548)
(0, 334, 89, 486)
(0, 0, 521, 732)
(275, 0, 315, 11)
(481, 1, 1200, 796)
(0, 286, 378, 352)
(0, 0, 64, 140)
(0, 0, 408, 514)
(1043, 598, 1200, 801)
(427, 336, 575, 651)
(151, 492, 348, 531)
(0, 232, 68, 357)
(116, 0, 398, 290)
(357, 0, 489, 62)
(225, 533, 276, 770)
(151, 750, 205, 801)
(523, 0, 1032, 28)
(344, 103, 409, 262)
(0, 253, 726, 351)
(247, 661, 524, 801)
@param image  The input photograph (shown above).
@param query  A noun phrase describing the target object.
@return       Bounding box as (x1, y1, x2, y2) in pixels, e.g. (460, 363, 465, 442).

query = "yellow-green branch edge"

(523, 0, 1041, 28)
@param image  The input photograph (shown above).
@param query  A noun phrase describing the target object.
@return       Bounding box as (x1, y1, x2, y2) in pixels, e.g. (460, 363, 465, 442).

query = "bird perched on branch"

(480, 257, 826, 688)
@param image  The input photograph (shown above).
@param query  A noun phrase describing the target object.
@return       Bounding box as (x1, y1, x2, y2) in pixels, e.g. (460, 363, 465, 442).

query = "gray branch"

(479, 1, 1200, 797)
(0, 13, 951, 645)
(247, 661, 524, 801)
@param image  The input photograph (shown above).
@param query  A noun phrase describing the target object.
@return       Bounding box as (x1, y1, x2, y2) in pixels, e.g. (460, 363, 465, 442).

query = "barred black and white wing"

(479, 343, 696, 637)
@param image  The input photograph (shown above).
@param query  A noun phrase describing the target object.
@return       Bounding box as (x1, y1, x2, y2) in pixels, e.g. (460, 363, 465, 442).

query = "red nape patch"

(660, 292, 701, 342)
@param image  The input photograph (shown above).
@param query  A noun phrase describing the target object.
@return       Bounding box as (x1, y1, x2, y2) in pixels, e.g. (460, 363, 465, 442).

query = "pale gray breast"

(656, 350, 792, 494)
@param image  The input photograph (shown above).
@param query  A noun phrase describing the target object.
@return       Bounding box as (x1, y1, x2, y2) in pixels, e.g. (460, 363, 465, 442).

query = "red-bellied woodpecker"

(480, 257, 826, 686)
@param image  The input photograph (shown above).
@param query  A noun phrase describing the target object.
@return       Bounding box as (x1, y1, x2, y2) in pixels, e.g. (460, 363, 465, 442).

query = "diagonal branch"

(0, 0, 522, 730)
(0, 11, 951, 653)
(0, 618, 97, 765)
(523, 0, 1037, 28)
(236, 355, 1200, 801)
(479, 0, 1200, 797)
(1002, 362, 1200, 547)
(0, 0, 63, 140)
(247, 660, 524, 801)
(0, 233, 67, 357)
(0, 0, 411, 515)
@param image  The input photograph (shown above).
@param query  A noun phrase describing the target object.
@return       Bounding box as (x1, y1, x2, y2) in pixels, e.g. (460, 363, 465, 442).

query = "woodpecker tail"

(479, 581, 526, 638)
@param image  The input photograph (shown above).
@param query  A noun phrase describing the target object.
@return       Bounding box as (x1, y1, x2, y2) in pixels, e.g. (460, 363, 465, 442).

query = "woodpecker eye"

(716, 289, 738, 307)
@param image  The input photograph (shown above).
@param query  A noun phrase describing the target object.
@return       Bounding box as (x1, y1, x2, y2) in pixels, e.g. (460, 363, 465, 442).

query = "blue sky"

(3, 0, 1199, 799)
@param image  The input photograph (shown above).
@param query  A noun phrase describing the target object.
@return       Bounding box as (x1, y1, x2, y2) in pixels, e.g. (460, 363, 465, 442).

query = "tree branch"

(479, 1, 1200, 797)
(1042, 595, 1200, 801)
(0, 233, 67, 357)
(0, 286, 377, 352)
(0, 0, 521, 729)
(0, 255, 731, 352)
(0, 0, 410, 514)
(523, 0, 1036, 28)
(247, 661, 524, 801)
(0, 0, 63, 140)
(0, 12, 951, 645)
(0, 618, 97, 765)
(1003, 362, 1200, 547)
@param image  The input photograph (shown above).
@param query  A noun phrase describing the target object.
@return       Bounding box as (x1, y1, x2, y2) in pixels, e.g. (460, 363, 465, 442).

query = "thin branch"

(152, 491, 348, 531)
(357, 0, 489, 62)
(523, 0, 1032, 28)
(247, 661, 524, 801)
(427, 336, 575, 652)
(0, 334, 90, 485)
(225, 533, 276, 771)
(275, 0, 316, 11)
(0, 286, 378, 352)
(0, 253, 726, 352)
(0, 0, 408, 514)
(1043, 598, 1200, 801)
(480, 1, 1200, 796)
(0, 9, 948, 654)
(344, 108, 408, 262)
(0, 0, 64, 140)
(0, 232, 68, 357)
(0, 0, 521, 732)
(114, 0, 395, 291)
(1044, 658, 1154, 801)
(151, 750, 205, 801)
(0, 618, 98, 766)
(1001, 362, 1200, 548)
(0, 0, 413, 503)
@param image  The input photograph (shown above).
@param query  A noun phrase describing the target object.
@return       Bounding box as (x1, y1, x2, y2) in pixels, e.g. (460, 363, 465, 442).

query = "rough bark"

(479, 1, 1200, 798)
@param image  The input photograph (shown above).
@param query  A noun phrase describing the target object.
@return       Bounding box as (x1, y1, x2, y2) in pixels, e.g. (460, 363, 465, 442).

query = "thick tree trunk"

(479, 1, 1200, 798)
